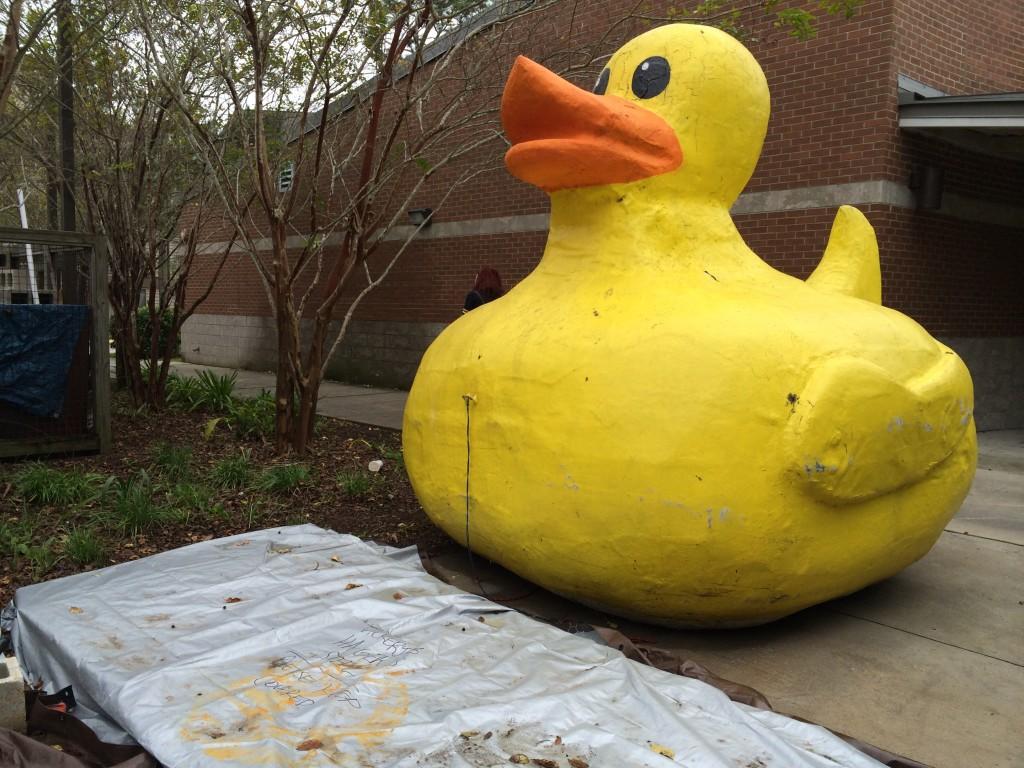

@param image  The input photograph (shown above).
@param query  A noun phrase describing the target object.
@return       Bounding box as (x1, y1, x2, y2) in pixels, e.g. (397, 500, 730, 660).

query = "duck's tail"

(805, 205, 881, 304)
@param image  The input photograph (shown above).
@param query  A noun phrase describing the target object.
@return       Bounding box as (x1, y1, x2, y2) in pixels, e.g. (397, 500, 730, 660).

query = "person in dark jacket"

(462, 267, 504, 313)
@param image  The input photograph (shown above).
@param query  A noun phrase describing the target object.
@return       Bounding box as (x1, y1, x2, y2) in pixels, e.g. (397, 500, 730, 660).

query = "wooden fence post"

(90, 235, 112, 453)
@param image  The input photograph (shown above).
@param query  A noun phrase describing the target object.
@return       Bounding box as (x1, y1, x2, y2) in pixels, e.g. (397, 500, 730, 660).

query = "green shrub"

(166, 370, 236, 413)
(136, 307, 178, 357)
(194, 370, 237, 412)
(337, 470, 373, 498)
(228, 392, 276, 440)
(210, 450, 254, 489)
(64, 526, 106, 566)
(257, 464, 310, 493)
(13, 464, 106, 506)
(166, 374, 204, 411)
(153, 443, 192, 480)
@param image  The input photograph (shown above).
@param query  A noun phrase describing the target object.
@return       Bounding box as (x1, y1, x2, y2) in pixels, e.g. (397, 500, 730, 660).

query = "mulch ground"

(0, 394, 456, 611)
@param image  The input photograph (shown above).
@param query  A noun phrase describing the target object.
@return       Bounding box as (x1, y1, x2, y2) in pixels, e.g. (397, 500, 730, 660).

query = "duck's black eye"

(593, 68, 610, 95)
(631, 56, 670, 99)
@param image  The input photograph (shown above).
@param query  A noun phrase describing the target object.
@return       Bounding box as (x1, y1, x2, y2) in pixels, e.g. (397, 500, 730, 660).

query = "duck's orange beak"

(502, 56, 683, 193)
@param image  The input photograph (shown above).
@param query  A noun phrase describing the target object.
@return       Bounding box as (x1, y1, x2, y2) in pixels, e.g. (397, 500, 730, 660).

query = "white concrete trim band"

(195, 180, 1024, 253)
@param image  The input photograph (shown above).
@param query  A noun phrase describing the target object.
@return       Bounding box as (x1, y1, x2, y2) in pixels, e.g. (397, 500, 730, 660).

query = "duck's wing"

(784, 350, 974, 505)
(805, 205, 881, 304)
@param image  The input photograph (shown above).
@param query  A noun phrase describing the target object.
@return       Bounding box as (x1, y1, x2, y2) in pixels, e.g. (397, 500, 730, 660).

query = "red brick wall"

(894, 0, 1024, 94)
(736, 205, 1024, 336)
(186, 0, 1023, 342)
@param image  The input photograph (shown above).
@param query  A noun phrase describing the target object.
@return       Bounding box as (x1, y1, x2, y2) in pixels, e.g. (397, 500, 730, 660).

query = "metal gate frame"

(0, 227, 110, 457)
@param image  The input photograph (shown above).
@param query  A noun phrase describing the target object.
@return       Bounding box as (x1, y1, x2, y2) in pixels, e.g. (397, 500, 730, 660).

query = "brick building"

(182, 0, 1024, 430)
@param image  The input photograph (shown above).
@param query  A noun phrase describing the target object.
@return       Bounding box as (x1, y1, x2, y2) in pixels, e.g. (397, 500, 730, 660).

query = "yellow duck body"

(402, 24, 977, 627)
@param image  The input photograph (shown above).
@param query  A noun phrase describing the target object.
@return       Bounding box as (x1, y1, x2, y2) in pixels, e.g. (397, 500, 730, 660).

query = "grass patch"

(152, 443, 192, 480)
(337, 470, 373, 498)
(241, 499, 267, 530)
(210, 450, 254, 489)
(63, 525, 107, 566)
(13, 464, 106, 506)
(167, 481, 213, 524)
(256, 464, 309, 493)
(21, 537, 59, 577)
(108, 472, 165, 537)
(0, 516, 36, 562)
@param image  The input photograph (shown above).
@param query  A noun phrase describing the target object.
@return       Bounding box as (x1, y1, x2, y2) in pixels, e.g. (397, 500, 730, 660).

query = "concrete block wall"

(944, 337, 1024, 431)
(182, 315, 446, 390)
(0, 654, 25, 732)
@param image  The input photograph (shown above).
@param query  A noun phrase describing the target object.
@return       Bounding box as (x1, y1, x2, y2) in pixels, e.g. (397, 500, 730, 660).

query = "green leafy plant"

(0, 516, 36, 562)
(21, 537, 59, 577)
(257, 464, 310, 493)
(166, 373, 205, 411)
(210, 450, 254, 489)
(13, 465, 106, 506)
(63, 526, 107, 566)
(337, 470, 373, 498)
(194, 370, 237, 412)
(152, 443, 192, 480)
(228, 392, 276, 440)
(108, 471, 165, 537)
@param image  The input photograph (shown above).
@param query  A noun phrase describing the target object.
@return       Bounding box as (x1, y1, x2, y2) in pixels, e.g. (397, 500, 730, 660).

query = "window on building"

(10, 255, 20, 270)
(278, 161, 294, 192)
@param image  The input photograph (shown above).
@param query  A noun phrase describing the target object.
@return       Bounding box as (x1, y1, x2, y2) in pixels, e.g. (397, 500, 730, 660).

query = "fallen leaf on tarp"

(509, 756, 529, 765)
(532, 760, 557, 768)
(330, 555, 342, 563)
(554, 736, 562, 746)
(345, 583, 362, 590)
(568, 759, 589, 768)
(224, 597, 243, 603)
(459, 731, 479, 739)
(296, 739, 322, 751)
(68, 606, 83, 615)
(393, 592, 404, 600)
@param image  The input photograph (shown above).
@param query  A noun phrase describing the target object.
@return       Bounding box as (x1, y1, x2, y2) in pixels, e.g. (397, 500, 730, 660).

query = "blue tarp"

(0, 304, 89, 418)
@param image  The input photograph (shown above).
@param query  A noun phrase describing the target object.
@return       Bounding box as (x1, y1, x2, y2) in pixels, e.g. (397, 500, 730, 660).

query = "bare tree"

(1, 1, 60, 121)
(132, 0, 573, 454)
(0, 0, 23, 114)
(73, 18, 244, 405)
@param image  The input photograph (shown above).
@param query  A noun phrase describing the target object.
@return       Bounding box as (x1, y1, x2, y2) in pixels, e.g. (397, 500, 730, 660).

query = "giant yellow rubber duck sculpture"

(402, 24, 977, 627)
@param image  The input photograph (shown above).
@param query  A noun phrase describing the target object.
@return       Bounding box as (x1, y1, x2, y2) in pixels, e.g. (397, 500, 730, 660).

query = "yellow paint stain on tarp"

(180, 660, 412, 764)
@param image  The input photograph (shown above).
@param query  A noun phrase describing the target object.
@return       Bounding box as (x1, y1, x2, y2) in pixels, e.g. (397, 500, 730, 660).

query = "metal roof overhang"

(899, 93, 1024, 161)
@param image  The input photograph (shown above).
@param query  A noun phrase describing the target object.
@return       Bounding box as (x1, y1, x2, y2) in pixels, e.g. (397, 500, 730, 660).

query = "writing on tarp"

(252, 622, 422, 709)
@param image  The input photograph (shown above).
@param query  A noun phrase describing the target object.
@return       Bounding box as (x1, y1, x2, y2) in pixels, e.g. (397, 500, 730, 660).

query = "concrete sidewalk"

(431, 432, 1024, 768)
(171, 361, 408, 430)
(172, 361, 1022, 767)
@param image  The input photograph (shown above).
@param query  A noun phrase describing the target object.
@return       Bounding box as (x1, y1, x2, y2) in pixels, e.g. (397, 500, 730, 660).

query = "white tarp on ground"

(10, 525, 882, 767)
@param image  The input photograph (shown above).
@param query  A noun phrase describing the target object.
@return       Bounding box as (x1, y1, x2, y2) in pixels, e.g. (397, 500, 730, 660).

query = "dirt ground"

(0, 394, 455, 610)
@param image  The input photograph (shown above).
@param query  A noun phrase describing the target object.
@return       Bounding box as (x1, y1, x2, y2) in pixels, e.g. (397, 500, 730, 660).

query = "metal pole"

(16, 188, 39, 304)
